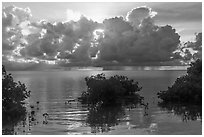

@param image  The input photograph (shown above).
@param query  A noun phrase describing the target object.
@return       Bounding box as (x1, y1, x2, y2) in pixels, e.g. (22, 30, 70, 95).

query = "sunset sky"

(2, 2, 202, 70)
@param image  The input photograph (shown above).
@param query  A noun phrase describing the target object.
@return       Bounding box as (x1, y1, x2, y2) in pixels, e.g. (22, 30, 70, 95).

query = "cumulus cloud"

(2, 5, 201, 69)
(2, 5, 36, 60)
(21, 16, 100, 63)
(97, 12, 180, 65)
(175, 33, 202, 64)
(126, 6, 157, 29)
(103, 17, 132, 34)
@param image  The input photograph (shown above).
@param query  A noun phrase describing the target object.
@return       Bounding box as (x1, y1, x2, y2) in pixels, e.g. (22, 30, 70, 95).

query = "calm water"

(7, 70, 202, 135)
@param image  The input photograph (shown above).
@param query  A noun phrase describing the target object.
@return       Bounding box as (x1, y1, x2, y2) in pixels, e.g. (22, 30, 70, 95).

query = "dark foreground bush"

(2, 65, 30, 133)
(157, 59, 202, 105)
(79, 73, 143, 106)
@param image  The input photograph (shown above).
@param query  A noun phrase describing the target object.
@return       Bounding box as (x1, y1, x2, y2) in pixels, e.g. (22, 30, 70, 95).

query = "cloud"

(176, 33, 202, 64)
(2, 5, 201, 69)
(191, 33, 202, 51)
(97, 13, 180, 65)
(126, 6, 157, 29)
(103, 16, 132, 34)
(2, 5, 33, 57)
(20, 16, 100, 63)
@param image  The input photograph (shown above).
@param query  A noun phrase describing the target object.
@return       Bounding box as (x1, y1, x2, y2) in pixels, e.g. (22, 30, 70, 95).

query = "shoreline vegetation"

(2, 65, 31, 135)
(158, 103, 202, 122)
(157, 59, 202, 105)
(2, 59, 202, 134)
(78, 73, 144, 107)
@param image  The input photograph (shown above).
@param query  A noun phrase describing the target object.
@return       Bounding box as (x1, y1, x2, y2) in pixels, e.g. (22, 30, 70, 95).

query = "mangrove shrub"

(2, 65, 30, 127)
(80, 73, 142, 106)
(157, 59, 202, 105)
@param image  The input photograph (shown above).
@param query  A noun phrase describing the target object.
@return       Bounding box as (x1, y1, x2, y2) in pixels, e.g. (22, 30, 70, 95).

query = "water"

(5, 70, 202, 135)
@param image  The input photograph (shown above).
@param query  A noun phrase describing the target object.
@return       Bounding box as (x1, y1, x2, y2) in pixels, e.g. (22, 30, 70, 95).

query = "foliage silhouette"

(79, 73, 143, 106)
(157, 59, 202, 105)
(2, 65, 30, 134)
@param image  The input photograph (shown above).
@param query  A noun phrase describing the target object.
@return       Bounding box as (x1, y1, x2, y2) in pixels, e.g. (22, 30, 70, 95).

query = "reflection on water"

(158, 103, 202, 122)
(4, 70, 201, 135)
(87, 105, 125, 133)
(2, 106, 27, 135)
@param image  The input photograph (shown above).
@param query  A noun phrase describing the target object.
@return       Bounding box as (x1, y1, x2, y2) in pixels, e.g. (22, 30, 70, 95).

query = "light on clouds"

(66, 9, 82, 22)
(2, 3, 202, 70)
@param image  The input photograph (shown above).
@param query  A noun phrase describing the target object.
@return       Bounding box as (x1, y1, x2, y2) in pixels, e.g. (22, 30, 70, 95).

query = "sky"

(3, 2, 202, 42)
(2, 2, 202, 70)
